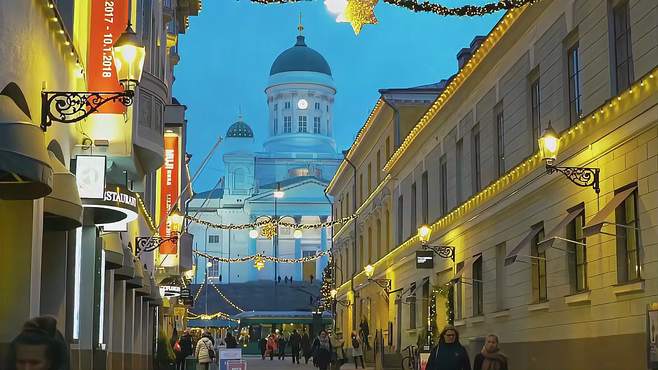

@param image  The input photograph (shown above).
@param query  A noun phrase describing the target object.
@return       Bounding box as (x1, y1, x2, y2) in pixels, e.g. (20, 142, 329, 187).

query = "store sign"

(88, 0, 129, 113)
(104, 189, 136, 208)
(75, 155, 106, 199)
(416, 250, 434, 269)
(158, 135, 180, 254)
(180, 287, 193, 306)
(159, 285, 181, 297)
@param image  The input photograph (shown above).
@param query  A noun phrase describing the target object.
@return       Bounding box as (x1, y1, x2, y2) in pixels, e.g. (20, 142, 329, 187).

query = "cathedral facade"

(189, 30, 342, 285)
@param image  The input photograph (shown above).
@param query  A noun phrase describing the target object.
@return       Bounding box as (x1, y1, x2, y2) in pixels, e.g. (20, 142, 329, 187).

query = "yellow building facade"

(328, 1, 658, 369)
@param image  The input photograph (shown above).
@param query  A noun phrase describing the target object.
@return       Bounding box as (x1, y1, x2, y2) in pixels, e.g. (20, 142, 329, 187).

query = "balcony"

(133, 72, 168, 174)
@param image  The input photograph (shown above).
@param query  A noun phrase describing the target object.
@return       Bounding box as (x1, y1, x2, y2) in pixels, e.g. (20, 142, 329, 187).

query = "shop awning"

(537, 205, 585, 253)
(44, 151, 82, 230)
(187, 319, 238, 328)
(126, 257, 144, 289)
(451, 254, 481, 284)
(0, 95, 52, 199)
(115, 244, 135, 280)
(505, 224, 544, 266)
(101, 232, 124, 270)
(583, 186, 637, 237)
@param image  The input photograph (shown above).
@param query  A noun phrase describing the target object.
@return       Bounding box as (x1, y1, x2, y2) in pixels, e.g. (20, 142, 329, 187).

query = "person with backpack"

(351, 331, 364, 368)
(195, 331, 215, 370)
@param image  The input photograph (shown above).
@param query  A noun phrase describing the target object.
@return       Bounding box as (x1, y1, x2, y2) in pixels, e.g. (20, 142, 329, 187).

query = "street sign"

(416, 250, 434, 269)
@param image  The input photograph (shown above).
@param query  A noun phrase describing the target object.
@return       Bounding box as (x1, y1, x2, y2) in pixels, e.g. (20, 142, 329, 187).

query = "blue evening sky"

(174, 0, 501, 191)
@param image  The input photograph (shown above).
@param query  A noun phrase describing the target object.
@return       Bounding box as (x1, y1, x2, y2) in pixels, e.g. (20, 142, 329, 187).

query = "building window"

(284, 101, 291, 109)
(409, 282, 417, 329)
(385, 137, 391, 160)
(385, 209, 391, 253)
(284, 116, 292, 133)
(397, 195, 404, 244)
(531, 223, 547, 303)
(313, 117, 321, 134)
(273, 118, 278, 134)
(440, 154, 448, 215)
(367, 227, 372, 264)
(421, 278, 430, 332)
(367, 163, 372, 193)
(376, 150, 381, 183)
(612, 1, 634, 94)
(455, 261, 464, 321)
(421, 171, 428, 224)
(411, 182, 417, 236)
(208, 260, 219, 278)
(495, 243, 506, 311)
(494, 102, 505, 176)
(472, 255, 483, 316)
(327, 105, 329, 112)
(376, 218, 382, 260)
(471, 124, 481, 193)
(208, 235, 219, 243)
(456, 139, 464, 203)
(359, 173, 364, 204)
(274, 103, 278, 111)
(315, 102, 321, 110)
(298, 116, 308, 132)
(616, 187, 641, 282)
(567, 205, 587, 292)
(530, 77, 541, 150)
(359, 236, 364, 271)
(567, 44, 583, 124)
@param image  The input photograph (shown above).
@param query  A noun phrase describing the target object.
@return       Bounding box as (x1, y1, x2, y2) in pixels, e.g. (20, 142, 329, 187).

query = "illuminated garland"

(195, 250, 331, 264)
(319, 259, 334, 310)
(187, 310, 239, 323)
(211, 284, 245, 313)
(193, 280, 206, 302)
(186, 214, 357, 230)
(136, 194, 158, 233)
(380, 0, 539, 16)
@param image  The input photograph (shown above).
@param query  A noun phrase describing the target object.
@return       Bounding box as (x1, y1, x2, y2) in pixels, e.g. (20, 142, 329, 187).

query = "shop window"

(566, 205, 587, 292)
(531, 223, 547, 303)
(616, 187, 641, 282)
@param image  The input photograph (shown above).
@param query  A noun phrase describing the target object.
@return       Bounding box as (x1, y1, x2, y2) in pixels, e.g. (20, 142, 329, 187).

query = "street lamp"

(364, 264, 391, 294)
(41, 21, 146, 131)
(417, 225, 455, 261)
(168, 206, 185, 233)
(273, 183, 285, 199)
(539, 122, 600, 193)
(249, 229, 259, 239)
(293, 228, 303, 239)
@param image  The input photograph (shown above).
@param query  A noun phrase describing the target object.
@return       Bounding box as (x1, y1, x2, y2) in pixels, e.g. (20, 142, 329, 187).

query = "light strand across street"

(186, 309, 239, 323)
(194, 249, 332, 264)
(185, 213, 357, 230)
(211, 284, 245, 313)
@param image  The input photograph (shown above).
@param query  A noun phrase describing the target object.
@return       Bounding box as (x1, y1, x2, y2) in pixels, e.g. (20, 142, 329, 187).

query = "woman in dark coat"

(473, 334, 508, 370)
(425, 326, 471, 370)
(312, 330, 333, 370)
(289, 329, 302, 364)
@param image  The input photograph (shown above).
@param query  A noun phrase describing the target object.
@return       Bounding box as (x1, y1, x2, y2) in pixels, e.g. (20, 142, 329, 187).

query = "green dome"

(226, 121, 253, 138)
(270, 36, 332, 76)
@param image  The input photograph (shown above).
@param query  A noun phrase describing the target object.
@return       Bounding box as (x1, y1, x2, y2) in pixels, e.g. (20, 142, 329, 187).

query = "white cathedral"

(189, 28, 342, 285)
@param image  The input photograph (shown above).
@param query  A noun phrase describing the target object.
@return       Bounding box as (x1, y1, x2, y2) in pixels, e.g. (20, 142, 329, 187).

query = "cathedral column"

(319, 216, 329, 279)
(294, 216, 302, 281)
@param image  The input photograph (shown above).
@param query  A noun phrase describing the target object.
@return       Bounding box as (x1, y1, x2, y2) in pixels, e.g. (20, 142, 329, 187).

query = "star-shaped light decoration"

(344, 0, 378, 35)
(260, 221, 277, 239)
(253, 255, 266, 271)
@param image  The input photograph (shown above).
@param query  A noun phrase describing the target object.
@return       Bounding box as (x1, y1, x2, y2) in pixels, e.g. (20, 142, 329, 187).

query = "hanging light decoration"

(260, 221, 278, 239)
(253, 256, 266, 271)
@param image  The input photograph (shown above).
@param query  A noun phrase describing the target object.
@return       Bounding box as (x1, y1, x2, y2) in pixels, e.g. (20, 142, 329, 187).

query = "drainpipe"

(342, 150, 358, 332)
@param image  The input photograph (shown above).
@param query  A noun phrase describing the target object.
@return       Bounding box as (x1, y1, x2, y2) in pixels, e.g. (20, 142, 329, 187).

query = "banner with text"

(158, 135, 180, 254)
(88, 0, 129, 113)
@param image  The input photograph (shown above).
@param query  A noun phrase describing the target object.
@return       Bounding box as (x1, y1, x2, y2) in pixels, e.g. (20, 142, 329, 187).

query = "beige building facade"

(329, 1, 658, 369)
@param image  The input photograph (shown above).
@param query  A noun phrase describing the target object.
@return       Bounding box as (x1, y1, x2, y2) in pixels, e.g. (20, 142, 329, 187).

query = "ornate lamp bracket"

(41, 90, 135, 131)
(422, 244, 455, 262)
(368, 278, 392, 295)
(135, 236, 178, 254)
(546, 161, 600, 194)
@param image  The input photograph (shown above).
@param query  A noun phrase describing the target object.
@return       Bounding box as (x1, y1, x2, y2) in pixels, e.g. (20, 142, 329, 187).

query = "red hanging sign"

(159, 135, 180, 254)
(87, 0, 129, 113)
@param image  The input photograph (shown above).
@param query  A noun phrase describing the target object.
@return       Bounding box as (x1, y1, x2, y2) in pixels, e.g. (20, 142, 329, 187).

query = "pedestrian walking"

(289, 329, 302, 364)
(195, 332, 215, 370)
(312, 330, 333, 370)
(425, 326, 471, 370)
(301, 328, 312, 364)
(285, 276, 289, 284)
(266, 332, 278, 360)
(473, 334, 508, 370)
(176, 329, 194, 370)
(350, 332, 364, 368)
(5, 316, 70, 370)
(225, 331, 238, 349)
(259, 337, 268, 360)
(278, 276, 282, 284)
(329, 330, 345, 370)
(278, 332, 287, 360)
(359, 318, 370, 351)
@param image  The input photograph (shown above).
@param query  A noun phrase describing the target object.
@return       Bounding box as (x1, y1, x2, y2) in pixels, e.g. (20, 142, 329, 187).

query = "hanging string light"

(254, 255, 266, 271)
(186, 214, 357, 231)
(211, 284, 245, 312)
(194, 250, 331, 264)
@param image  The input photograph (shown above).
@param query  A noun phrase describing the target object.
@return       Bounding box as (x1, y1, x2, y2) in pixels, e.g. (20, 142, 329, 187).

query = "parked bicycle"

(401, 344, 418, 370)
